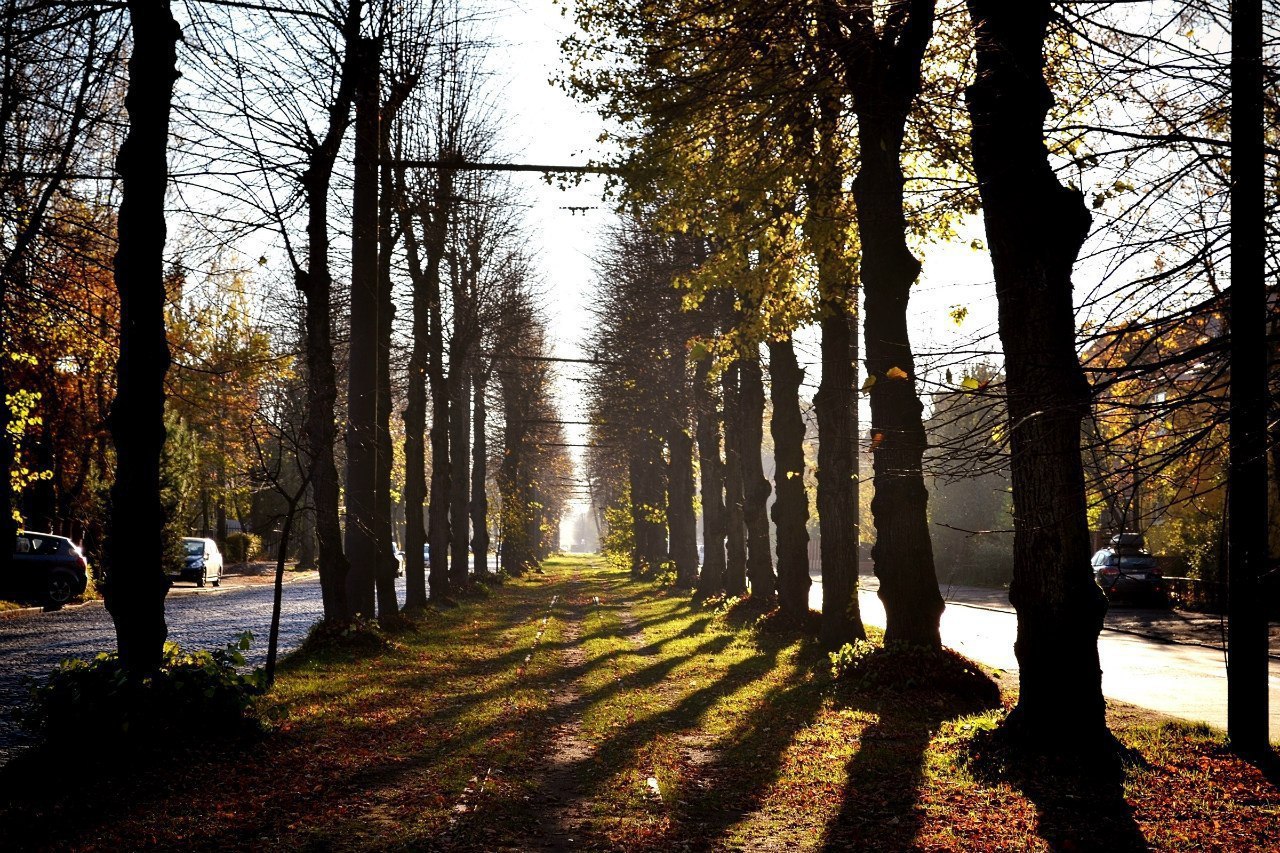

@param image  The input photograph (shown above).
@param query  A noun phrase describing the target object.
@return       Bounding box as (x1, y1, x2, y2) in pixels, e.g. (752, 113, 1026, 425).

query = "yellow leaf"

(886, 366, 909, 381)
(860, 375, 877, 393)
(961, 376, 980, 391)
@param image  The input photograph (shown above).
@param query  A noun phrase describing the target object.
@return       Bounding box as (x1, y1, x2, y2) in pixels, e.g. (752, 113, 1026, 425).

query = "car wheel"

(212, 574, 220, 587)
(47, 573, 74, 605)
(196, 570, 206, 588)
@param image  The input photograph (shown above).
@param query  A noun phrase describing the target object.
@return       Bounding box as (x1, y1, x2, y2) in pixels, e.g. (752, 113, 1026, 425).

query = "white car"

(178, 537, 223, 588)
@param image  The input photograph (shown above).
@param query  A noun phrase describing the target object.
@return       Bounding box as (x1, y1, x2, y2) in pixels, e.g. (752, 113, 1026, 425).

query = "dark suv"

(5, 531, 89, 606)
(1092, 533, 1165, 605)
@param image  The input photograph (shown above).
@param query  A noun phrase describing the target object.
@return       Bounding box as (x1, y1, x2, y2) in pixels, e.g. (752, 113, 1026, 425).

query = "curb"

(1, 573, 320, 621)
(0, 598, 104, 620)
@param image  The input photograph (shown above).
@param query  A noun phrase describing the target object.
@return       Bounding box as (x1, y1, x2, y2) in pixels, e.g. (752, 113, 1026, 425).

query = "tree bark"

(966, 0, 1111, 753)
(667, 403, 700, 588)
(819, 1, 942, 649)
(769, 337, 811, 621)
(426, 166, 454, 601)
(449, 353, 471, 589)
(815, 305, 864, 646)
(1226, 0, 1269, 753)
(104, 2, 180, 675)
(739, 349, 775, 601)
(343, 36, 380, 619)
(373, 66, 408, 621)
(796, 89, 864, 646)
(296, 4, 363, 623)
(628, 429, 668, 575)
(722, 361, 748, 596)
(855, 110, 943, 647)
(470, 368, 491, 578)
(694, 357, 726, 596)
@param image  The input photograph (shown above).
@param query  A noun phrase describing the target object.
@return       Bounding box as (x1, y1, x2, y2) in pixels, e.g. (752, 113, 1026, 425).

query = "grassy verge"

(1, 554, 1276, 851)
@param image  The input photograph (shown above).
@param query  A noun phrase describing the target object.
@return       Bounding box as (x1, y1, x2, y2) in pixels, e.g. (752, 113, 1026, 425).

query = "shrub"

(223, 531, 262, 564)
(24, 632, 265, 749)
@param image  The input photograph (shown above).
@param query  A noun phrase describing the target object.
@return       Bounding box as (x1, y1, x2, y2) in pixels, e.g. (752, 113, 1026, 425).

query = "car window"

(184, 540, 204, 556)
(14, 536, 31, 554)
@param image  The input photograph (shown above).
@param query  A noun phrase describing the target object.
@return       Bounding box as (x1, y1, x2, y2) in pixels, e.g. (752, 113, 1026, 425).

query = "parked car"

(177, 537, 223, 588)
(5, 531, 89, 606)
(1092, 544, 1165, 605)
(392, 542, 405, 577)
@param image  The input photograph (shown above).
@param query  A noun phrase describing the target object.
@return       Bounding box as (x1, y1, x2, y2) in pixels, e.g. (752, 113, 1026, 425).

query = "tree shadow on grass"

(818, 692, 994, 851)
(664, 639, 827, 850)
(964, 728, 1149, 851)
(818, 645, 1004, 851)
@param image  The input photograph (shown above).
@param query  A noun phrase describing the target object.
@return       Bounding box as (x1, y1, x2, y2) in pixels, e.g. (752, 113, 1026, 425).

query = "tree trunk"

(667, 405, 700, 588)
(722, 361, 748, 596)
(694, 357, 726, 597)
(820, 0, 940, 648)
(449, 354, 471, 589)
(855, 112, 943, 648)
(815, 307, 864, 646)
(426, 167, 453, 602)
(498, 372, 531, 576)
(0, 366, 13, 595)
(1226, 0, 1269, 753)
(343, 36, 380, 619)
(104, 2, 179, 675)
(470, 368, 491, 578)
(635, 429, 669, 574)
(296, 3, 364, 623)
(769, 337, 810, 621)
(739, 349, 774, 601)
(966, 0, 1111, 753)
(373, 62, 403, 621)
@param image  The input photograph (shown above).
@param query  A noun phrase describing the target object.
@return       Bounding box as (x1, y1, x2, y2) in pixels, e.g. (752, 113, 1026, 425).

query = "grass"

(1, 553, 1276, 851)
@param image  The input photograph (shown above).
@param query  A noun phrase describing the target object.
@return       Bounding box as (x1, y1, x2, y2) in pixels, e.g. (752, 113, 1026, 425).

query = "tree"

(739, 346, 775, 602)
(1226, 0, 1269, 755)
(769, 335, 812, 620)
(821, 0, 944, 648)
(103, 1, 181, 675)
(965, 0, 1112, 757)
(0, 1, 123, 609)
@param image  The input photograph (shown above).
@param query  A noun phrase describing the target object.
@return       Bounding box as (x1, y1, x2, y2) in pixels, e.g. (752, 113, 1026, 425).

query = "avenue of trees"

(0, 2, 571, 672)
(569, 0, 1276, 759)
(0, 0, 1273, 770)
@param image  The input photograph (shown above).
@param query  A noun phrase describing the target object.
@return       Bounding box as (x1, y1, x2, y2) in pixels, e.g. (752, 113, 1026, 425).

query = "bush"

(24, 632, 265, 749)
(223, 531, 262, 564)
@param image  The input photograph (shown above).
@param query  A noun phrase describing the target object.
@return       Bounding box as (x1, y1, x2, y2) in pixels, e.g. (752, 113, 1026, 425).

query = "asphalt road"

(0, 573, 338, 765)
(811, 572, 1280, 743)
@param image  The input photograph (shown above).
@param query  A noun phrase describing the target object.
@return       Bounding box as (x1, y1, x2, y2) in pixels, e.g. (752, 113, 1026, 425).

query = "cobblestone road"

(0, 573, 372, 764)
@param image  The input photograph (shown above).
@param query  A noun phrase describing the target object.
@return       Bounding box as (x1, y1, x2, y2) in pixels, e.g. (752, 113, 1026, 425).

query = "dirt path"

(506, 568, 601, 849)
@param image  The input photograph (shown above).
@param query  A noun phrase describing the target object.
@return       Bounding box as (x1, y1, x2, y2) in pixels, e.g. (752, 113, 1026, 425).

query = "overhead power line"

(384, 158, 618, 175)
(530, 442, 615, 448)
(484, 351, 625, 367)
